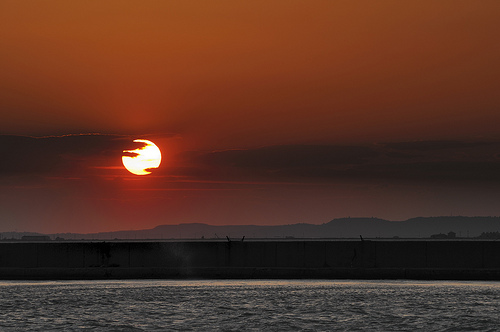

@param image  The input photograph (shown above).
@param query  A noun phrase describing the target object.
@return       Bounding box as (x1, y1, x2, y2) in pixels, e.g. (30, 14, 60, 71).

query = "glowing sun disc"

(122, 139, 162, 175)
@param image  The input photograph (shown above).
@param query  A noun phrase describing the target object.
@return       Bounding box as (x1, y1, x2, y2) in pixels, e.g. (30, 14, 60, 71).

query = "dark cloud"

(4, 136, 500, 184)
(382, 140, 494, 152)
(201, 145, 380, 168)
(183, 141, 500, 183)
(0, 134, 138, 176)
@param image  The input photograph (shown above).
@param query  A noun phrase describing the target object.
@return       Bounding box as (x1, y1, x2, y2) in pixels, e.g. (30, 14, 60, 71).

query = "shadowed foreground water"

(0, 279, 499, 331)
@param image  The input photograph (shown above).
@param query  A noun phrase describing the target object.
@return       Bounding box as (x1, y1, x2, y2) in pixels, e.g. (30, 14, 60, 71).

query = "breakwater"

(1, 240, 500, 280)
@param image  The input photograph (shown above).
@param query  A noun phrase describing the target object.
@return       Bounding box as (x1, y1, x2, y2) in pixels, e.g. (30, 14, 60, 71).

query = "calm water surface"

(0, 279, 499, 331)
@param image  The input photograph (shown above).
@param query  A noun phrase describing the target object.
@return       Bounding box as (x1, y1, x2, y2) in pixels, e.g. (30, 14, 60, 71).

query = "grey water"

(0, 280, 499, 331)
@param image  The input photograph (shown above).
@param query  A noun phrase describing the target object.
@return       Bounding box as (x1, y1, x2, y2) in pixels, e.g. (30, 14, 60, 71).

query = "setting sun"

(122, 139, 162, 175)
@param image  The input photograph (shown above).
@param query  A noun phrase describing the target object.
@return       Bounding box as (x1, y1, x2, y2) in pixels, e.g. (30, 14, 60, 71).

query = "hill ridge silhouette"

(3, 216, 500, 240)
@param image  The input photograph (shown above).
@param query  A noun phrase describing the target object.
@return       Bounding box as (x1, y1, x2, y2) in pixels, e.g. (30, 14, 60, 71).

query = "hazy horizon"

(3, 216, 500, 242)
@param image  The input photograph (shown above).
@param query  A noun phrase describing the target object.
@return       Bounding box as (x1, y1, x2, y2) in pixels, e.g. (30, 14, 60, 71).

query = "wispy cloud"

(3, 136, 500, 186)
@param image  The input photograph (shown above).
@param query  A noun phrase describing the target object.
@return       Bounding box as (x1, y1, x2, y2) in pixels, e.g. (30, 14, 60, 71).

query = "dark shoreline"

(1, 240, 500, 280)
(2, 267, 500, 281)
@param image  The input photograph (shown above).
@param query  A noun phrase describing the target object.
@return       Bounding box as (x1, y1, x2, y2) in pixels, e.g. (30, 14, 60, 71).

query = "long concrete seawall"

(1, 240, 500, 280)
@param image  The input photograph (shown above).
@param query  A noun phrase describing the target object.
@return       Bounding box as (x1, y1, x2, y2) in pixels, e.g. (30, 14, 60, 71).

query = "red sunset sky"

(1, 1, 500, 233)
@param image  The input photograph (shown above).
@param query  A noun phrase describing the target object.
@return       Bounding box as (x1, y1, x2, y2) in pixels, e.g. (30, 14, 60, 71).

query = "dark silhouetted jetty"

(1, 240, 500, 280)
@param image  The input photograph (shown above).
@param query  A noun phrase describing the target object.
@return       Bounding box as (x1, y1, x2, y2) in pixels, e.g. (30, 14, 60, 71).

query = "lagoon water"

(0, 279, 499, 331)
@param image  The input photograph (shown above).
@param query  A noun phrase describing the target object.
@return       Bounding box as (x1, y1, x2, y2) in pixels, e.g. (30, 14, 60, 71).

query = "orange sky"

(2, 1, 500, 149)
(1, 1, 500, 233)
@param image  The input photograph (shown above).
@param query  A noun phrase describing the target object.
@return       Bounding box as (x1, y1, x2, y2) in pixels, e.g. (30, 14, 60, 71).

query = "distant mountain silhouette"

(0, 216, 495, 240)
(0, 231, 47, 240)
(321, 216, 500, 238)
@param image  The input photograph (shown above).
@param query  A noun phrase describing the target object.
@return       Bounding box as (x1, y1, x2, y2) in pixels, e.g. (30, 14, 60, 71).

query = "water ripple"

(0, 280, 499, 331)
